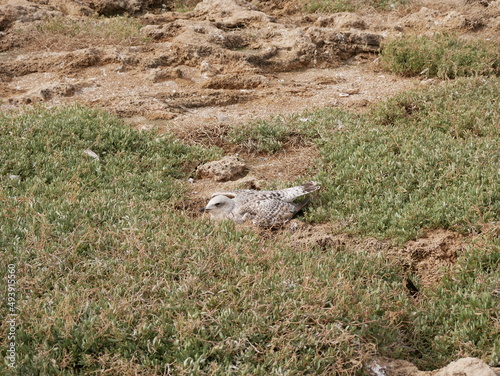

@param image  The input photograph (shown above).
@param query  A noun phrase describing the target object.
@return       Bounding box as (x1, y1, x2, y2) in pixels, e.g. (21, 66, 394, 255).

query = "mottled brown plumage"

(201, 182, 320, 228)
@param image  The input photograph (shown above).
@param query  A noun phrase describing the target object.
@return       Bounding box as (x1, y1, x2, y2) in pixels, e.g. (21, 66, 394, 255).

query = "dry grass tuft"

(19, 16, 150, 52)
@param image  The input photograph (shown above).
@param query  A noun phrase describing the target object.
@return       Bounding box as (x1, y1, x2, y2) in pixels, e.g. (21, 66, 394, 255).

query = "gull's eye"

(215, 202, 221, 207)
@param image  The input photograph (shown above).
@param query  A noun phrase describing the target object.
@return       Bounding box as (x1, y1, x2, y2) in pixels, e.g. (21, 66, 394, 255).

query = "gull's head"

(201, 195, 234, 219)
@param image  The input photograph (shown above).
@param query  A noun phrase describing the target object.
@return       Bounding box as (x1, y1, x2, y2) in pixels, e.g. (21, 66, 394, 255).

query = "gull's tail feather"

(301, 181, 320, 194)
(292, 196, 311, 217)
(278, 181, 320, 202)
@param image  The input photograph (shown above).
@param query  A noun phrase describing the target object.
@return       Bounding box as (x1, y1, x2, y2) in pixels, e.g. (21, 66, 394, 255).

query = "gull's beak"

(199, 207, 207, 212)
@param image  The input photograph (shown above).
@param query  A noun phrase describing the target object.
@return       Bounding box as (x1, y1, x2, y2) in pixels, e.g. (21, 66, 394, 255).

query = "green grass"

(227, 117, 314, 154)
(0, 105, 220, 252)
(380, 34, 500, 79)
(0, 80, 498, 374)
(310, 78, 499, 240)
(227, 109, 359, 155)
(410, 233, 500, 368)
(2, 222, 416, 375)
(0, 106, 406, 375)
(230, 78, 499, 241)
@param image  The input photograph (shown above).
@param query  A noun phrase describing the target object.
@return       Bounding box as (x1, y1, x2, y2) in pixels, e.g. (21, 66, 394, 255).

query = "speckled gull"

(200, 182, 320, 228)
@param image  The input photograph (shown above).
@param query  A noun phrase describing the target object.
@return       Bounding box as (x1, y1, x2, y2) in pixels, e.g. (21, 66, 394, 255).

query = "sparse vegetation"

(228, 117, 313, 154)
(226, 110, 359, 154)
(304, 0, 357, 13)
(30, 16, 150, 50)
(380, 34, 500, 78)
(174, 0, 201, 12)
(304, 0, 410, 13)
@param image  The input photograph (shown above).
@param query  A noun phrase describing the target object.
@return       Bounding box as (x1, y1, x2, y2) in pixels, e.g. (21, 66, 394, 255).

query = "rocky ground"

(1, 0, 499, 374)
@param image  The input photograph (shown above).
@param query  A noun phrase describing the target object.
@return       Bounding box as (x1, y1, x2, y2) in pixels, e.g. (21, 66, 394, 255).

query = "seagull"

(200, 182, 320, 228)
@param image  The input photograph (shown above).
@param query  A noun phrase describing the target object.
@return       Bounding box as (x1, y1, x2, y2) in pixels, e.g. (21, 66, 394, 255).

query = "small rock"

(420, 78, 436, 86)
(369, 362, 387, 376)
(197, 156, 248, 182)
(216, 114, 231, 122)
(200, 60, 219, 78)
(39, 83, 76, 101)
(342, 87, 360, 95)
(229, 175, 262, 190)
(83, 149, 100, 161)
(434, 358, 496, 376)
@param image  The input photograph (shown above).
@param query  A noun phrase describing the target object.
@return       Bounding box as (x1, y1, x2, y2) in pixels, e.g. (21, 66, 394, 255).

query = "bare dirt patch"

(394, 229, 465, 288)
(2, 0, 497, 120)
(286, 222, 467, 290)
(1, 0, 422, 119)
